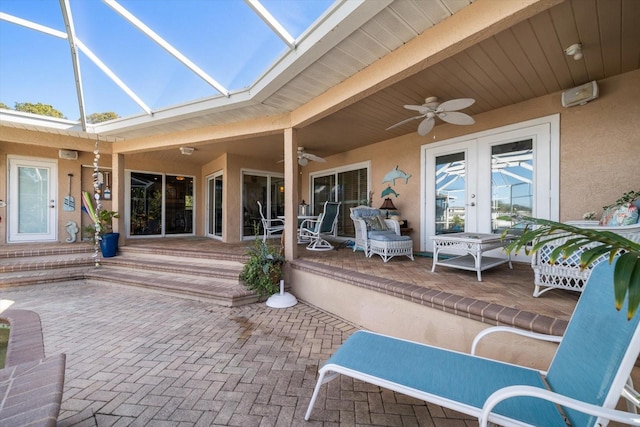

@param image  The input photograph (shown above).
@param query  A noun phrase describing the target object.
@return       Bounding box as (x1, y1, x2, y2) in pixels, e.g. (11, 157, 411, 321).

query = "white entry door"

(8, 157, 58, 242)
(422, 115, 559, 255)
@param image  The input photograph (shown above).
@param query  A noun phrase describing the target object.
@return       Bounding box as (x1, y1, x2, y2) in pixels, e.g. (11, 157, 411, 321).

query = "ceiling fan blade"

(417, 117, 435, 136)
(436, 111, 475, 125)
(404, 104, 429, 114)
(303, 152, 326, 162)
(385, 115, 423, 131)
(437, 98, 475, 112)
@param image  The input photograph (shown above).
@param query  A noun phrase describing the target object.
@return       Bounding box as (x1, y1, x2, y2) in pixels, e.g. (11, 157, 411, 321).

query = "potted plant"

(82, 191, 120, 257)
(240, 231, 285, 301)
(96, 209, 120, 257)
(501, 215, 640, 318)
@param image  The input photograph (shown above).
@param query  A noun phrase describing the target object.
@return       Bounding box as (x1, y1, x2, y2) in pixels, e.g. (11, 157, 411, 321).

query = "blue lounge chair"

(305, 261, 640, 426)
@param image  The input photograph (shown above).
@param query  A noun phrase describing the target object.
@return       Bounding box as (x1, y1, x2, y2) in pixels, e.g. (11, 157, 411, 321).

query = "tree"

(14, 102, 65, 118)
(0, 102, 9, 110)
(86, 112, 119, 124)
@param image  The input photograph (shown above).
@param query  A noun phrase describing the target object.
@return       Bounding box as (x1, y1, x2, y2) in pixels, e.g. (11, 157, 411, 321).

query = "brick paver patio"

(1, 281, 477, 426)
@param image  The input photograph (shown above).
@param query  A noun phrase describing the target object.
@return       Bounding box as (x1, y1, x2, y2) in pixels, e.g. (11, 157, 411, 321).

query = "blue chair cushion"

(369, 232, 411, 242)
(352, 208, 382, 219)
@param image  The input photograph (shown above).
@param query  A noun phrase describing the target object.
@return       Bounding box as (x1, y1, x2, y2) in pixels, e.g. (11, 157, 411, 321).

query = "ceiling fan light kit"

(386, 96, 476, 136)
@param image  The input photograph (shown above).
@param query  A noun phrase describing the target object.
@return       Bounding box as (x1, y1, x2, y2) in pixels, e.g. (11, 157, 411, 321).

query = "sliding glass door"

(128, 171, 194, 237)
(310, 163, 369, 237)
(242, 171, 284, 239)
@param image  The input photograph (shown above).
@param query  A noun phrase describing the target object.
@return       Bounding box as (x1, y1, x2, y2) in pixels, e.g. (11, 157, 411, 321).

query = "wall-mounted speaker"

(561, 81, 599, 108)
(59, 149, 78, 160)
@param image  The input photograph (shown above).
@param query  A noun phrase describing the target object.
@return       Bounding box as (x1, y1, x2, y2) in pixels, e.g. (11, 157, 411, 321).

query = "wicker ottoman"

(368, 234, 414, 262)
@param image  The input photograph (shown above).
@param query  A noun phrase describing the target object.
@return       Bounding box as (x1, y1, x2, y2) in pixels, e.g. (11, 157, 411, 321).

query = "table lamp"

(379, 197, 397, 218)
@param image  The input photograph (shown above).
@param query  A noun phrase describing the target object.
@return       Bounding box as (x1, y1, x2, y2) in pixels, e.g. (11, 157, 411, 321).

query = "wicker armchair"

(531, 220, 640, 297)
(350, 206, 413, 262)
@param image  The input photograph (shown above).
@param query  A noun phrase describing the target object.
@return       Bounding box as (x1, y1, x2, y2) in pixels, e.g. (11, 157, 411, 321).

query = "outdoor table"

(430, 232, 514, 281)
(278, 215, 319, 243)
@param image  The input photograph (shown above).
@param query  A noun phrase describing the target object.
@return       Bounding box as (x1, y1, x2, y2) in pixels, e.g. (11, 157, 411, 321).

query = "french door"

(423, 115, 559, 254)
(8, 157, 58, 242)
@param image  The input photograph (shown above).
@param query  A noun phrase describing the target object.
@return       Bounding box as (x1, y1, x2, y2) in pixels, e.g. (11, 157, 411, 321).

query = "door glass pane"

(312, 175, 335, 214)
(312, 167, 367, 237)
(337, 168, 366, 236)
(270, 177, 285, 218)
(166, 175, 194, 235)
(130, 172, 163, 236)
(18, 166, 49, 233)
(208, 175, 223, 237)
(243, 174, 268, 238)
(491, 140, 533, 233)
(435, 152, 466, 235)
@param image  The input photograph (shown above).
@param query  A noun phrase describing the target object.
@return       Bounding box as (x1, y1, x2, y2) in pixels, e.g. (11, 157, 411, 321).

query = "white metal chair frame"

(256, 201, 285, 242)
(299, 202, 341, 251)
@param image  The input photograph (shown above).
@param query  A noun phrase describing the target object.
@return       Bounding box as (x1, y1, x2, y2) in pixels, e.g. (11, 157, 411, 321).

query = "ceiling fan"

(386, 96, 476, 136)
(279, 147, 326, 166)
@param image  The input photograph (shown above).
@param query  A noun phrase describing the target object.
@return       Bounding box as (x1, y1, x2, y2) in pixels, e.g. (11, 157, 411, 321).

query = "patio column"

(111, 153, 125, 247)
(283, 128, 298, 261)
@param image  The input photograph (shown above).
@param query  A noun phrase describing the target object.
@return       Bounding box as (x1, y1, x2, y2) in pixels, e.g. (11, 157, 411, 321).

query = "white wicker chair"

(531, 220, 640, 297)
(350, 206, 413, 262)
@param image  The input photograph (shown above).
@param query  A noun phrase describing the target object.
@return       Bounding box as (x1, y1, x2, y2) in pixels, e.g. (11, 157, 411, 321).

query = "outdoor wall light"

(180, 147, 195, 155)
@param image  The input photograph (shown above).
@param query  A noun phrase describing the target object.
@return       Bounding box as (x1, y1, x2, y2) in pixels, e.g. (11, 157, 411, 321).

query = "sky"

(0, 0, 333, 121)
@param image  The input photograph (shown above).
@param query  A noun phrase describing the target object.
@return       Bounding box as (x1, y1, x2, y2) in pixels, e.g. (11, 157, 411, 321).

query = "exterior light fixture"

(180, 147, 195, 155)
(565, 43, 583, 61)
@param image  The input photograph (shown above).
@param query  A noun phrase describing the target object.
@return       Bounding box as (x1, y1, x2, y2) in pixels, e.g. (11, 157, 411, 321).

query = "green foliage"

(500, 215, 640, 319)
(83, 209, 119, 242)
(86, 111, 119, 124)
(240, 232, 285, 300)
(0, 102, 9, 110)
(603, 190, 640, 211)
(96, 209, 119, 235)
(14, 102, 65, 118)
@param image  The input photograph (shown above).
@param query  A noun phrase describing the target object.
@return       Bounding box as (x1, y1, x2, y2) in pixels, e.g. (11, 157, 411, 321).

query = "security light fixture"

(180, 147, 195, 155)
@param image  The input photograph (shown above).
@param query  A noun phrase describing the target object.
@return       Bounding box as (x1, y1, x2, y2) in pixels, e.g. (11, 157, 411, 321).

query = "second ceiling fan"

(386, 96, 476, 136)
(279, 148, 326, 166)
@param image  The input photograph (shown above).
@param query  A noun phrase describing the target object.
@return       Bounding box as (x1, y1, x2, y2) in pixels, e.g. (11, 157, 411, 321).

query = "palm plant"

(501, 215, 640, 319)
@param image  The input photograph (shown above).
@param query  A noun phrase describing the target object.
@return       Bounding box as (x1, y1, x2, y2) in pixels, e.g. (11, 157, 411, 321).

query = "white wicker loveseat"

(350, 206, 414, 262)
(531, 220, 640, 297)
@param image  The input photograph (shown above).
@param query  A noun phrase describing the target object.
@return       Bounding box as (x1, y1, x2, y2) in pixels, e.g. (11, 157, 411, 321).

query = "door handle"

(466, 202, 475, 207)
(49, 199, 55, 208)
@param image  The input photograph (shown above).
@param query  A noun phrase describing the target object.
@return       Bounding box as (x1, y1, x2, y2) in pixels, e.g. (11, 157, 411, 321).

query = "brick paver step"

(85, 266, 255, 307)
(100, 253, 243, 279)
